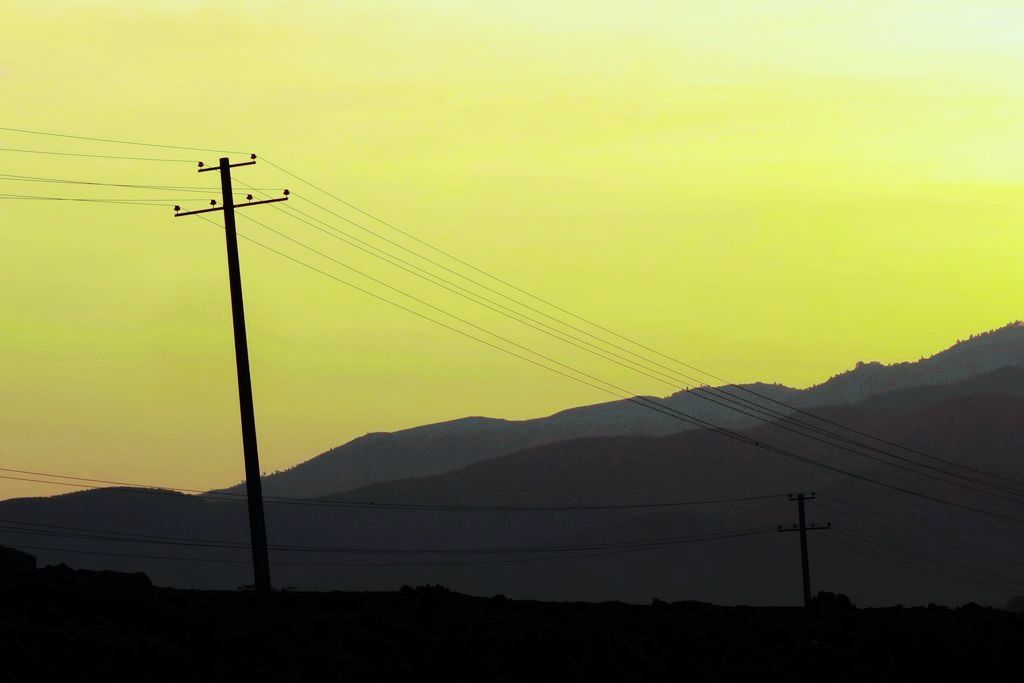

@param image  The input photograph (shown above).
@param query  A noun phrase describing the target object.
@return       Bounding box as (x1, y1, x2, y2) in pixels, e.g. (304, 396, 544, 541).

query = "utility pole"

(778, 492, 830, 608)
(174, 155, 288, 593)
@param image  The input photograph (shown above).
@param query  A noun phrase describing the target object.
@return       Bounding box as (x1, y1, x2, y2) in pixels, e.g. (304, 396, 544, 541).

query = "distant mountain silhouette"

(213, 322, 1024, 499)
(4, 362, 1024, 607)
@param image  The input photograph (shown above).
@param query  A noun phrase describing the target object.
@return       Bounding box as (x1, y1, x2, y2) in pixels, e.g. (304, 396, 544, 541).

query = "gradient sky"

(2, 1, 1023, 500)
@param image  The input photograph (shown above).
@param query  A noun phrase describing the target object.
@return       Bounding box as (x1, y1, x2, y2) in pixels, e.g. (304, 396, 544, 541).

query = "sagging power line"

(3, 526, 771, 569)
(257, 159, 1022, 488)
(0, 466, 789, 512)
(0, 171, 279, 194)
(212, 214, 1024, 525)
(0, 146, 195, 162)
(231, 182, 1024, 504)
(819, 534, 1019, 597)
(0, 520, 775, 557)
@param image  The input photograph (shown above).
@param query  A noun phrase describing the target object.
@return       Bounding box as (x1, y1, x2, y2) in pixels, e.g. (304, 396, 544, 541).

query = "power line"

(3, 527, 772, 569)
(207, 216, 728, 434)
(831, 526, 1024, 588)
(0, 147, 195, 162)
(236, 189, 1024, 503)
(3, 502, 1013, 594)
(187, 218, 1024, 525)
(0, 468, 204, 493)
(0, 172, 265, 194)
(710, 383, 1024, 488)
(818, 501, 1024, 566)
(221, 210, 1024, 511)
(821, 531, 1023, 595)
(240, 188, 1024, 502)
(9, 466, 1019, 583)
(821, 496, 1024, 563)
(0, 125, 244, 155)
(818, 534, 1017, 596)
(0, 193, 175, 205)
(0, 519, 248, 547)
(256, 191, 704, 391)
(0, 521, 775, 556)
(0, 468, 788, 512)
(261, 192, 773, 409)
(284, 190, 717, 385)
(3, 543, 252, 566)
(234, 209, 734, 419)
(264, 160, 1023, 492)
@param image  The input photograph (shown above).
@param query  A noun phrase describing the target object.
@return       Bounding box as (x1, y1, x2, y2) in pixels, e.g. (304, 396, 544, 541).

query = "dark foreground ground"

(1, 549, 1021, 681)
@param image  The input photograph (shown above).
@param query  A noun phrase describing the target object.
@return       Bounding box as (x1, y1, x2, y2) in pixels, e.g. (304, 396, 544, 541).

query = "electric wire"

(824, 511, 1024, 570)
(821, 531, 1023, 594)
(0, 147, 196, 162)
(0, 522, 775, 556)
(821, 495, 1024, 562)
(0, 193, 175, 206)
(221, 209, 1024, 509)
(222, 229, 1024, 524)
(208, 219, 1024, 525)
(0, 172, 265, 194)
(262, 160, 1024, 490)
(818, 534, 1017, 596)
(238, 185, 1024, 501)
(1, 527, 772, 568)
(0, 468, 788, 512)
(831, 526, 1024, 588)
(0, 125, 245, 154)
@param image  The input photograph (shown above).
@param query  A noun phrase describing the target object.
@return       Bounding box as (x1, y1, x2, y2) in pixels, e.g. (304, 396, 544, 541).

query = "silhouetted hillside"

(2, 560, 1021, 681)
(215, 323, 1024, 499)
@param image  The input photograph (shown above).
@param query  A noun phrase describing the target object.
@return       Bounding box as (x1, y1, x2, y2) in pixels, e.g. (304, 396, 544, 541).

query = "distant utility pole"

(778, 492, 830, 608)
(175, 155, 288, 594)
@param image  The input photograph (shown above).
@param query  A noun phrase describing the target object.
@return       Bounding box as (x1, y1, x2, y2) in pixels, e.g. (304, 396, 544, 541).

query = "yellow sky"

(2, 1, 1023, 500)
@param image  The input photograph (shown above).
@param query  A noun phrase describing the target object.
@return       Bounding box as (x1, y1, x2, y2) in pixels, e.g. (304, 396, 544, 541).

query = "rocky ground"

(0, 547, 1021, 681)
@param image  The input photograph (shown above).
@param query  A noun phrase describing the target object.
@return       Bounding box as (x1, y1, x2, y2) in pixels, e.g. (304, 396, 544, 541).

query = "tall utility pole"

(175, 155, 288, 593)
(778, 492, 830, 608)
